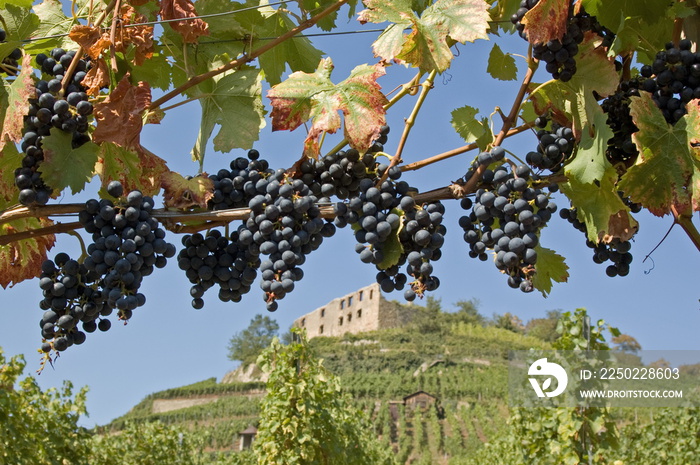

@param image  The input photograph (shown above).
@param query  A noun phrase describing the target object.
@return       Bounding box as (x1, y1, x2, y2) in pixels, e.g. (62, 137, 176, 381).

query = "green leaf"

(581, 0, 670, 33)
(0, 0, 33, 9)
(257, 6, 324, 86)
(560, 109, 639, 242)
(0, 4, 40, 59)
(450, 105, 492, 150)
(192, 64, 265, 161)
(267, 58, 388, 157)
(95, 142, 165, 196)
(39, 128, 99, 194)
(487, 43, 517, 81)
(531, 245, 569, 297)
(618, 93, 700, 216)
(27, 0, 81, 53)
(358, 0, 489, 74)
(376, 209, 405, 269)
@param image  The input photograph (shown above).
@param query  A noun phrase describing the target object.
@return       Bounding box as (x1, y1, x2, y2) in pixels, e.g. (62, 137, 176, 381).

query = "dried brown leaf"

(82, 57, 110, 96)
(69, 25, 112, 60)
(0, 218, 56, 288)
(93, 74, 151, 148)
(159, 0, 209, 43)
(115, 4, 154, 66)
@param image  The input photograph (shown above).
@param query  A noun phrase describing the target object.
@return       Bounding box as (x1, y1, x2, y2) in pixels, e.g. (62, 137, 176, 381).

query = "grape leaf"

(159, 0, 209, 43)
(521, 0, 569, 44)
(113, 3, 155, 66)
(116, 51, 171, 91)
(531, 245, 569, 297)
(530, 35, 617, 135)
(0, 4, 40, 60)
(268, 58, 388, 157)
(256, 5, 324, 86)
(450, 105, 491, 151)
(1, 54, 34, 148)
(0, 218, 55, 289)
(95, 142, 166, 197)
(298, 0, 358, 32)
(358, 0, 489, 74)
(192, 64, 265, 161)
(581, 0, 670, 33)
(487, 43, 517, 81)
(93, 75, 151, 148)
(618, 94, 700, 216)
(39, 128, 99, 195)
(161, 172, 214, 209)
(0, 0, 33, 9)
(28, 0, 80, 53)
(489, 0, 520, 34)
(82, 57, 110, 96)
(560, 110, 639, 243)
(0, 136, 23, 206)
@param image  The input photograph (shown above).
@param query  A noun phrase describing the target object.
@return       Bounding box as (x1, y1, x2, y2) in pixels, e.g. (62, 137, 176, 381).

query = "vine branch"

(149, 0, 349, 111)
(671, 205, 700, 252)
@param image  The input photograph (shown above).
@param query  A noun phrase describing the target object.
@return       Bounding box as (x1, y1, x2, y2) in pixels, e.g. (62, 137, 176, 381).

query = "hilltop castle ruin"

(292, 283, 416, 338)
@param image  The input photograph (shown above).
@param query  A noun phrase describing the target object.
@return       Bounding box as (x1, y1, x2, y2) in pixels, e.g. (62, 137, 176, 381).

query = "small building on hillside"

(238, 425, 257, 450)
(292, 283, 416, 339)
(403, 391, 437, 411)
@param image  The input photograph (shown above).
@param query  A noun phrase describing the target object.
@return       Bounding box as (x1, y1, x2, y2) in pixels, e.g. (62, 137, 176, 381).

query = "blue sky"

(1, 5, 698, 427)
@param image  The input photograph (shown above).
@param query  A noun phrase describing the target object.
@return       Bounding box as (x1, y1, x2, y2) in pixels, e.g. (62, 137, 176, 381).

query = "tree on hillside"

(491, 312, 525, 333)
(611, 333, 642, 353)
(525, 309, 561, 342)
(254, 330, 396, 465)
(227, 315, 279, 365)
(450, 299, 485, 326)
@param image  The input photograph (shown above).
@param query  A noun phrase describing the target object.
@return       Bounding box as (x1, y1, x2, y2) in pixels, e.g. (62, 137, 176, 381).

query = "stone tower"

(293, 283, 415, 338)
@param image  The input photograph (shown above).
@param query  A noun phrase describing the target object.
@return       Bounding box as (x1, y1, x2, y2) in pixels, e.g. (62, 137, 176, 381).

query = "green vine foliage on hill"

(0, 0, 699, 356)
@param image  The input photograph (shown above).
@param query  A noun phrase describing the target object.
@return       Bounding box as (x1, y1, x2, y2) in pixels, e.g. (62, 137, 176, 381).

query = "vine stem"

(0, 222, 81, 246)
(377, 70, 437, 186)
(401, 122, 534, 172)
(671, 205, 700, 252)
(148, 0, 349, 111)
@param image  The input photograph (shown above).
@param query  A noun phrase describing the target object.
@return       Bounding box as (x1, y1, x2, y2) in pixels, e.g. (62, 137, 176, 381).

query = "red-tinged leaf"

(82, 57, 110, 96)
(1, 54, 34, 146)
(68, 25, 111, 60)
(0, 136, 23, 205)
(40, 128, 99, 195)
(521, 0, 569, 44)
(161, 172, 214, 209)
(268, 58, 388, 157)
(358, 0, 489, 73)
(0, 217, 55, 288)
(95, 142, 167, 197)
(93, 75, 151, 149)
(618, 94, 700, 216)
(159, 0, 209, 43)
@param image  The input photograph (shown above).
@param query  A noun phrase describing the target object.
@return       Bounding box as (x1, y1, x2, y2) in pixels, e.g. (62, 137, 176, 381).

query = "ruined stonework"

(293, 283, 414, 338)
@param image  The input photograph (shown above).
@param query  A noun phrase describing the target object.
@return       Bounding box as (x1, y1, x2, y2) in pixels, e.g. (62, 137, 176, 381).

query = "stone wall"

(293, 283, 416, 339)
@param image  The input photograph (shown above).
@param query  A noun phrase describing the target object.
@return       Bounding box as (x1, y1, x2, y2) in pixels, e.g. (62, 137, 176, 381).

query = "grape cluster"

(601, 79, 642, 166)
(177, 228, 260, 309)
(640, 39, 700, 124)
(181, 149, 338, 311)
(512, 4, 612, 82)
(0, 28, 22, 75)
(77, 181, 176, 320)
(38, 253, 107, 353)
(458, 147, 557, 292)
(559, 201, 637, 277)
(526, 118, 575, 172)
(17, 49, 93, 205)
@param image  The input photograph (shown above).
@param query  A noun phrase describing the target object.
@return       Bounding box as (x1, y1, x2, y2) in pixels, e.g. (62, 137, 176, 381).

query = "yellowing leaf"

(532, 245, 569, 297)
(521, 0, 569, 44)
(161, 172, 214, 209)
(358, 0, 489, 74)
(487, 43, 517, 81)
(0, 54, 34, 152)
(0, 218, 55, 288)
(267, 58, 388, 157)
(39, 128, 99, 195)
(95, 142, 167, 197)
(618, 94, 700, 216)
(0, 136, 23, 206)
(560, 109, 638, 242)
